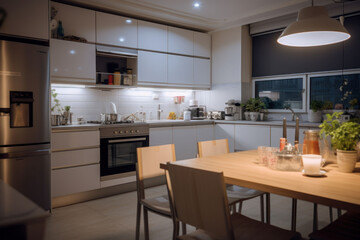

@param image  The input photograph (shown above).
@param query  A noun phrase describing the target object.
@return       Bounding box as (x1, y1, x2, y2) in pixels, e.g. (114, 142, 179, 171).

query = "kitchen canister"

(184, 109, 191, 121)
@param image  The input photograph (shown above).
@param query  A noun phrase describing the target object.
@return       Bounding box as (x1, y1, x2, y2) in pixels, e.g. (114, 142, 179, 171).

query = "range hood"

(96, 45, 138, 58)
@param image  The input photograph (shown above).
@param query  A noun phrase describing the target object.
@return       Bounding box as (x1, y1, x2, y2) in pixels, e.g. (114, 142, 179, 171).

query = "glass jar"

(302, 130, 320, 155)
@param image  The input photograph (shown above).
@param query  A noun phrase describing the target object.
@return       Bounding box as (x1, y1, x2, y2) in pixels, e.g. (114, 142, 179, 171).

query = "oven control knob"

(113, 130, 118, 134)
(125, 130, 128, 134)
(119, 130, 123, 134)
(130, 130, 134, 133)
(135, 130, 140, 133)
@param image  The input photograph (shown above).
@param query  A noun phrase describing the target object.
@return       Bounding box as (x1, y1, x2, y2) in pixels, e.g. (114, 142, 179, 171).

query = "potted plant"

(308, 100, 323, 123)
(331, 122, 360, 172)
(245, 98, 265, 121)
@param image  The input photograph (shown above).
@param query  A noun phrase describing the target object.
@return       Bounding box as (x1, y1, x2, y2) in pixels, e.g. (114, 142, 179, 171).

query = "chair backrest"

(167, 163, 234, 240)
(198, 139, 229, 157)
(137, 144, 176, 181)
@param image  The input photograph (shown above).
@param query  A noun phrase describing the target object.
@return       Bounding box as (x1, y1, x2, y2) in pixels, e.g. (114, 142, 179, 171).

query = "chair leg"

(143, 206, 150, 240)
(266, 193, 271, 224)
(329, 207, 333, 223)
(136, 202, 141, 240)
(238, 202, 243, 213)
(291, 198, 297, 231)
(172, 220, 179, 240)
(181, 222, 187, 235)
(260, 194, 265, 223)
(313, 203, 318, 232)
(232, 204, 237, 213)
(337, 208, 342, 218)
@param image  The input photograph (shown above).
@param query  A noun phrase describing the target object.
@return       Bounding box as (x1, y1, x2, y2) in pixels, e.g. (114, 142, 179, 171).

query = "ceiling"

(69, 0, 348, 32)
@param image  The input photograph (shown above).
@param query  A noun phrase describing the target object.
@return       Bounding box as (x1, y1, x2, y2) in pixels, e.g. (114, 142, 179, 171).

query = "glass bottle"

(57, 20, 64, 38)
(302, 130, 320, 155)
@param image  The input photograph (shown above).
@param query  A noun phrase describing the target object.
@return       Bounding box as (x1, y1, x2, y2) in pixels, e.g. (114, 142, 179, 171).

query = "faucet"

(157, 104, 163, 120)
(284, 105, 299, 121)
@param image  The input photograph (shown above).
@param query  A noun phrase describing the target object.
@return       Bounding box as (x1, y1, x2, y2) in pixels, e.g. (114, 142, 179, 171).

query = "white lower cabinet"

(215, 124, 235, 152)
(235, 125, 271, 151)
(197, 125, 215, 142)
(51, 130, 100, 198)
(149, 127, 173, 146)
(173, 126, 198, 160)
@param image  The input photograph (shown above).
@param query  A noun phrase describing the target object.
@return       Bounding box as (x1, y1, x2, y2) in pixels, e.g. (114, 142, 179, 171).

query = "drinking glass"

(257, 146, 268, 165)
(267, 147, 278, 169)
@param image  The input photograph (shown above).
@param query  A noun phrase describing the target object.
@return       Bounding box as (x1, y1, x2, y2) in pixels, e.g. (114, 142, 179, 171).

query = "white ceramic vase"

(250, 112, 259, 121)
(244, 112, 250, 120)
(308, 111, 322, 123)
(336, 149, 358, 173)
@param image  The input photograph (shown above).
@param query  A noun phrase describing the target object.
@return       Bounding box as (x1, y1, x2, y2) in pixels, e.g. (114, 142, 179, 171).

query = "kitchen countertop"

(51, 119, 321, 131)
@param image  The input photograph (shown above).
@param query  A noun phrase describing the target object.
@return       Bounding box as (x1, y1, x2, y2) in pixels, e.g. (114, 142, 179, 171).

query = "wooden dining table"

(171, 150, 360, 213)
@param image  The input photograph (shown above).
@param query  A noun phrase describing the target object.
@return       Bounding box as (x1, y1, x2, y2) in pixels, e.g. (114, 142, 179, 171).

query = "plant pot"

(249, 112, 259, 121)
(259, 112, 264, 121)
(308, 111, 322, 123)
(336, 149, 358, 173)
(244, 112, 250, 121)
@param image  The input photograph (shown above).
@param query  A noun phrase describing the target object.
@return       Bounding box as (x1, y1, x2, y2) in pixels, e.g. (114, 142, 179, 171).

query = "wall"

(52, 86, 195, 122)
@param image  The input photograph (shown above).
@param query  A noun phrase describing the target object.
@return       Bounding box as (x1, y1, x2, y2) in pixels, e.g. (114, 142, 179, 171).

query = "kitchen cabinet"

(194, 58, 211, 87)
(96, 12, 137, 49)
(197, 125, 215, 142)
(138, 51, 167, 85)
(215, 124, 235, 152)
(168, 55, 194, 86)
(149, 127, 173, 146)
(138, 21, 167, 52)
(194, 32, 211, 58)
(173, 126, 198, 160)
(0, 0, 48, 40)
(51, 2, 96, 42)
(168, 26, 193, 55)
(270, 126, 308, 147)
(235, 125, 270, 151)
(51, 130, 100, 198)
(50, 39, 96, 84)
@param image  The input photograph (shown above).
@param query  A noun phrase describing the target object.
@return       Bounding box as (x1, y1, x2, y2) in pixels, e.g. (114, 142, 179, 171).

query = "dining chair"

(135, 144, 185, 240)
(166, 162, 302, 240)
(309, 211, 360, 240)
(197, 139, 269, 222)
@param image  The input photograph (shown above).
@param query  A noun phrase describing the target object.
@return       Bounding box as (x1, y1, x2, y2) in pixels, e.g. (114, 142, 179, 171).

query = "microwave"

(189, 106, 206, 120)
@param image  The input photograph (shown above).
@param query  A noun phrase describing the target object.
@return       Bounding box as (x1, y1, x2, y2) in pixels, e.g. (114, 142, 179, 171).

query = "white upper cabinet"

(51, 2, 96, 42)
(138, 21, 167, 52)
(138, 51, 167, 85)
(194, 32, 211, 58)
(50, 39, 96, 84)
(168, 26, 193, 55)
(0, 0, 48, 40)
(96, 12, 137, 48)
(194, 58, 211, 87)
(168, 55, 194, 86)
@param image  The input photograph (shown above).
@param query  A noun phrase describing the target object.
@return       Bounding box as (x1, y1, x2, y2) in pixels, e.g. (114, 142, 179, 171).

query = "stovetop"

(87, 120, 135, 125)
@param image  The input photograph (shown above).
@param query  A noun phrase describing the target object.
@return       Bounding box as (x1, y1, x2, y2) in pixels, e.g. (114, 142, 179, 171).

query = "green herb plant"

(319, 112, 343, 139)
(51, 89, 63, 114)
(64, 105, 71, 112)
(245, 98, 266, 112)
(322, 101, 333, 110)
(310, 100, 324, 112)
(331, 122, 360, 151)
(349, 98, 358, 110)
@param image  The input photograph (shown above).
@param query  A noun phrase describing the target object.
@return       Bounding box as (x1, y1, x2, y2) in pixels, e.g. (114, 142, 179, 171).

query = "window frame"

(252, 74, 307, 113)
(307, 69, 360, 112)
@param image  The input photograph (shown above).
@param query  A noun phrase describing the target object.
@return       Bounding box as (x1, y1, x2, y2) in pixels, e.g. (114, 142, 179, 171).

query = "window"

(309, 71, 360, 110)
(253, 75, 306, 111)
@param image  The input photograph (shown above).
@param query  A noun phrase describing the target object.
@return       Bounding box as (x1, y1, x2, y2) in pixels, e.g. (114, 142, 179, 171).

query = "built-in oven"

(99, 124, 149, 180)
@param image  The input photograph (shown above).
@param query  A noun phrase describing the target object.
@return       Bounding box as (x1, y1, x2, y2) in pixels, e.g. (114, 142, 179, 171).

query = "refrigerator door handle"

(0, 149, 50, 159)
(0, 108, 10, 116)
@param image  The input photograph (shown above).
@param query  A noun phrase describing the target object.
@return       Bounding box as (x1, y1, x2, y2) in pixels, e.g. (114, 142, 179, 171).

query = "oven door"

(100, 136, 149, 177)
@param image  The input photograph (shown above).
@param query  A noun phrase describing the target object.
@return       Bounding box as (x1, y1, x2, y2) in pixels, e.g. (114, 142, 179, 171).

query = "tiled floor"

(45, 185, 339, 240)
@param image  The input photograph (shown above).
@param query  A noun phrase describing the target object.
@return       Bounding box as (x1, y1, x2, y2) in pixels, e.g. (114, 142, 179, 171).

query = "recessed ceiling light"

(125, 19, 132, 24)
(69, 50, 76, 54)
(193, 2, 200, 8)
(119, 37, 125, 42)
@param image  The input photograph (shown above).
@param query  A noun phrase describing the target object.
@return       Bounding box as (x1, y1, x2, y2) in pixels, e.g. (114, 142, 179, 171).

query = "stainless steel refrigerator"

(0, 39, 51, 210)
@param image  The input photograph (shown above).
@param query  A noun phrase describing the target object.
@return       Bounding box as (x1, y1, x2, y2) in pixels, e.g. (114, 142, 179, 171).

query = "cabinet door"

(51, 130, 100, 151)
(235, 125, 270, 151)
(194, 58, 211, 87)
(50, 39, 96, 84)
(138, 21, 167, 52)
(51, 2, 96, 42)
(215, 124, 235, 152)
(270, 126, 308, 147)
(149, 127, 173, 146)
(168, 55, 194, 85)
(194, 32, 211, 58)
(138, 51, 167, 85)
(0, 0, 48, 40)
(168, 26, 193, 55)
(173, 126, 198, 160)
(96, 12, 137, 48)
(197, 125, 214, 142)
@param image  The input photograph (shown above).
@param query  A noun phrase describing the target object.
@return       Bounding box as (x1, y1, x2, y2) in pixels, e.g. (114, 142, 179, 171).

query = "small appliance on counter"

(225, 100, 243, 121)
(209, 111, 225, 120)
(189, 105, 206, 120)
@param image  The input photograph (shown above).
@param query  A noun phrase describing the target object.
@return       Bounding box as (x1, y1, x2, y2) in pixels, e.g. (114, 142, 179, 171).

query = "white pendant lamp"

(277, 5, 351, 47)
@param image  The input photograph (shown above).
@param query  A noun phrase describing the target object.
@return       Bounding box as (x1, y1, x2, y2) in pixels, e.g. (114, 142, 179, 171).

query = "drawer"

(52, 164, 100, 197)
(52, 148, 100, 169)
(51, 131, 99, 150)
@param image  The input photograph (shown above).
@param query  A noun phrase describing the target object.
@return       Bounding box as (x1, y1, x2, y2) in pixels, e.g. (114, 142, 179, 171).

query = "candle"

(283, 118, 287, 139)
(295, 117, 299, 145)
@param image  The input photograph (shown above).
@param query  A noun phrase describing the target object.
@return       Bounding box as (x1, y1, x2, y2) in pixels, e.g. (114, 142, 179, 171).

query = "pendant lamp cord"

(341, 1, 345, 106)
